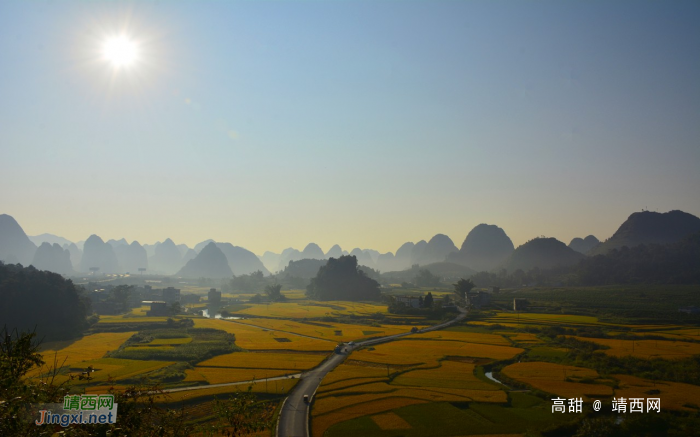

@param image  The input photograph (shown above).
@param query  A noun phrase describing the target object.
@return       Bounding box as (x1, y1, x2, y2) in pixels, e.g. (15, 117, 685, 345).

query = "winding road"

(276, 307, 467, 437)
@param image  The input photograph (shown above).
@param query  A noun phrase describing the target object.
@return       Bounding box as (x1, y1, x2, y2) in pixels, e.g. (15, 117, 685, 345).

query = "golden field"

(573, 336, 700, 360)
(52, 358, 174, 385)
(312, 397, 424, 437)
(412, 330, 511, 346)
(392, 361, 499, 390)
(184, 367, 295, 385)
(613, 374, 700, 411)
(351, 339, 523, 366)
(193, 318, 334, 351)
(232, 318, 410, 342)
(198, 351, 326, 369)
(32, 331, 136, 375)
(501, 362, 613, 399)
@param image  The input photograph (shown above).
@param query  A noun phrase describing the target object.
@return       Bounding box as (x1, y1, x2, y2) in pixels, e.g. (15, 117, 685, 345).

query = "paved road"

(277, 307, 467, 437)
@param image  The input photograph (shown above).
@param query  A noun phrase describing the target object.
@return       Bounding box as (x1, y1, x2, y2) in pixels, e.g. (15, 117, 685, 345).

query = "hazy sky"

(2, 1, 699, 255)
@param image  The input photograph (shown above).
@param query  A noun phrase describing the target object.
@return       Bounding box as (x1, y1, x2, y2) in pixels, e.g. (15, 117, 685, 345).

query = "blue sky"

(1, 0, 699, 254)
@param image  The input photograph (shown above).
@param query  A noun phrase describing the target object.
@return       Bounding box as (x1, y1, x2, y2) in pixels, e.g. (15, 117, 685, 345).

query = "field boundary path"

(276, 307, 467, 437)
(161, 373, 303, 394)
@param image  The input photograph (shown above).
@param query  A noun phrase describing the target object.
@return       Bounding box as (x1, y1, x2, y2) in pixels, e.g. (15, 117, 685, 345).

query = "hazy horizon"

(10, 208, 698, 257)
(2, 1, 699, 256)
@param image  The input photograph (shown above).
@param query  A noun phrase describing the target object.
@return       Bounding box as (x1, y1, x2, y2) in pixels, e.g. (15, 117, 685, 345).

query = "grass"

(526, 346, 569, 360)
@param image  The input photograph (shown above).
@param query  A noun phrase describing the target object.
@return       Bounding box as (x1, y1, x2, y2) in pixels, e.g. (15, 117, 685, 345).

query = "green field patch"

(124, 346, 174, 351)
(527, 346, 569, 360)
(149, 337, 193, 345)
(362, 331, 382, 336)
(111, 327, 240, 363)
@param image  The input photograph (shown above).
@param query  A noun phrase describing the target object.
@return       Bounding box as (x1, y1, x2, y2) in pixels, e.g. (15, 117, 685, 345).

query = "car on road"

(303, 395, 310, 403)
(347, 341, 355, 346)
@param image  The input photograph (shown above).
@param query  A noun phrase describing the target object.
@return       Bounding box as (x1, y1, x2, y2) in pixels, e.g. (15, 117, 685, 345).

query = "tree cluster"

(414, 269, 441, 287)
(306, 255, 381, 301)
(0, 262, 91, 341)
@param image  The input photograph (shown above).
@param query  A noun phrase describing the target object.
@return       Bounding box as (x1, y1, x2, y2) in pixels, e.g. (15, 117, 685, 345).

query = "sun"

(101, 35, 139, 68)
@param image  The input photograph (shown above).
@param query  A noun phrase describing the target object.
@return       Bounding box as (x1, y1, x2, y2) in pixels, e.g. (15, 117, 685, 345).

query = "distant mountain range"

(2, 209, 700, 278)
(590, 210, 700, 256)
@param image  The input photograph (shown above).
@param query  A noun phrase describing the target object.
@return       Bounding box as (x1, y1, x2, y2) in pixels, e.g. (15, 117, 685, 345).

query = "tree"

(249, 293, 263, 303)
(170, 301, 182, 315)
(1, 328, 76, 436)
(211, 386, 276, 437)
(306, 255, 381, 301)
(441, 294, 452, 307)
(0, 262, 90, 341)
(112, 284, 133, 313)
(264, 283, 283, 301)
(453, 278, 475, 300)
(414, 269, 441, 287)
(424, 292, 434, 308)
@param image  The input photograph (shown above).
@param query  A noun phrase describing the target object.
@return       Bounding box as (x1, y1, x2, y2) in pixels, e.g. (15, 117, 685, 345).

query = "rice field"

(160, 377, 300, 403)
(184, 350, 322, 385)
(184, 367, 294, 385)
(412, 331, 512, 346)
(573, 336, 700, 359)
(232, 301, 390, 319)
(54, 358, 175, 384)
(319, 363, 390, 389)
(371, 412, 412, 430)
(501, 362, 613, 399)
(351, 339, 523, 366)
(312, 397, 425, 437)
(198, 351, 326, 369)
(312, 332, 516, 436)
(613, 374, 700, 411)
(32, 331, 136, 375)
(392, 361, 500, 390)
(193, 318, 335, 351)
(235, 318, 409, 342)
